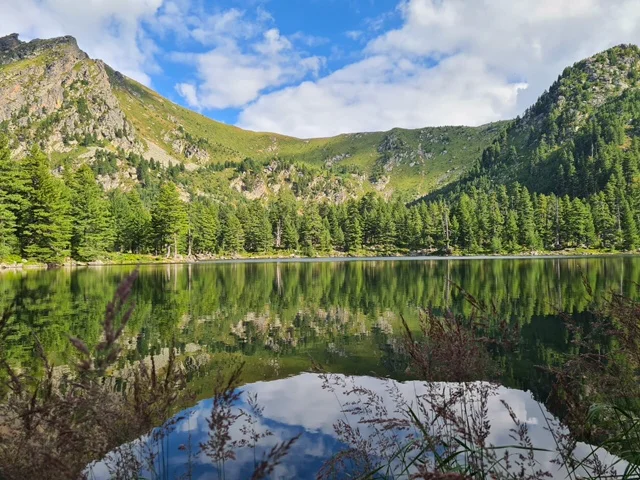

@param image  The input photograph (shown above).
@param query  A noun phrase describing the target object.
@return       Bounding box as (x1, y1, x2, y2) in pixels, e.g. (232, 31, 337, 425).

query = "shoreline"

(1, 249, 638, 271)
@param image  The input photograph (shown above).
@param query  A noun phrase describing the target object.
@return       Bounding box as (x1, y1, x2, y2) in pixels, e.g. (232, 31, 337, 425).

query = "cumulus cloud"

(237, 0, 640, 137)
(169, 8, 324, 110)
(0, 0, 163, 85)
(238, 54, 525, 137)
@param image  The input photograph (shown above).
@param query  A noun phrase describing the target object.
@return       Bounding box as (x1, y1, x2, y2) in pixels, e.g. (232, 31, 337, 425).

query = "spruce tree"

(244, 201, 272, 253)
(504, 211, 519, 252)
(111, 189, 151, 253)
(343, 201, 362, 252)
(515, 185, 539, 250)
(282, 216, 299, 250)
(320, 217, 333, 252)
(300, 204, 324, 253)
(126, 190, 151, 253)
(189, 198, 219, 254)
(151, 183, 188, 257)
(0, 198, 14, 258)
(70, 165, 113, 260)
(219, 207, 244, 253)
(0, 137, 18, 257)
(454, 193, 477, 251)
(21, 147, 72, 263)
(620, 197, 639, 250)
(0, 136, 29, 258)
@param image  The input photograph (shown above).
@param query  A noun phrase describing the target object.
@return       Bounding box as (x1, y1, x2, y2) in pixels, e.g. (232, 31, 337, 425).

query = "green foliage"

(151, 183, 188, 257)
(110, 189, 150, 254)
(20, 147, 72, 262)
(188, 198, 219, 255)
(243, 201, 272, 253)
(219, 206, 244, 253)
(8, 45, 640, 262)
(0, 136, 23, 258)
(112, 72, 504, 197)
(69, 165, 114, 260)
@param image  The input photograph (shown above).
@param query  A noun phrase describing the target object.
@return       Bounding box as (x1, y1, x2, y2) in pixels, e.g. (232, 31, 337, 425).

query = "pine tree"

(111, 190, 131, 252)
(360, 192, 380, 246)
(514, 186, 540, 250)
(244, 201, 272, 253)
(151, 183, 188, 257)
(300, 204, 324, 253)
(189, 198, 219, 254)
(504, 211, 519, 252)
(379, 206, 397, 252)
(21, 147, 72, 263)
(343, 201, 362, 252)
(591, 192, 617, 248)
(320, 217, 333, 252)
(69, 165, 113, 260)
(269, 191, 297, 249)
(454, 193, 477, 251)
(282, 216, 299, 250)
(488, 192, 504, 252)
(620, 197, 639, 250)
(0, 136, 22, 258)
(0, 198, 14, 258)
(326, 205, 345, 250)
(219, 207, 244, 253)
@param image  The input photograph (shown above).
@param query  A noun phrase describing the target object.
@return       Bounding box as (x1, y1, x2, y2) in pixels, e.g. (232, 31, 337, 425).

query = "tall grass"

(0, 269, 298, 480)
(315, 282, 640, 479)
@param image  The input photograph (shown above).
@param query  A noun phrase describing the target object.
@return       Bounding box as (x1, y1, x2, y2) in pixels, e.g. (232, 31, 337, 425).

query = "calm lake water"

(1, 256, 637, 477)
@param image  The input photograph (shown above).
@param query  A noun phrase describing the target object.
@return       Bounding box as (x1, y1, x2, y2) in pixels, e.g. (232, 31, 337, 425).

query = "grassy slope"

(111, 72, 504, 197)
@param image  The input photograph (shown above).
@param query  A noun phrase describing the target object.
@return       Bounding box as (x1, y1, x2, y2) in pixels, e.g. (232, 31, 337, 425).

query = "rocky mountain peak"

(0, 33, 86, 67)
(0, 33, 21, 52)
(0, 33, 137, 156)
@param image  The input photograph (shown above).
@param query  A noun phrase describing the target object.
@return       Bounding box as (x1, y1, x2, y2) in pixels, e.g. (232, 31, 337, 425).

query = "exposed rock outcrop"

(0, 34, 139, 154)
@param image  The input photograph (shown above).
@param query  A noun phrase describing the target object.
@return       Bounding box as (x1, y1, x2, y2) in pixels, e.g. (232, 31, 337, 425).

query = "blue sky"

(147, 0, 404, 126)
(4, 0, 640, 137)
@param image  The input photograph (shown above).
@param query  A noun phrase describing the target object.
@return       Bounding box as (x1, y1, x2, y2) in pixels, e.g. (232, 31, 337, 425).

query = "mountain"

(430, 44, 640, 198)
(416, 44, 640, 253)
(0, 33, 503, 201)
(3, 34, 640, 263)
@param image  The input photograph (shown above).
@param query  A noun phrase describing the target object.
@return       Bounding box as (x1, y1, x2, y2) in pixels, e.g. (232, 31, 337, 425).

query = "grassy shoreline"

(0, 248, 636, 271)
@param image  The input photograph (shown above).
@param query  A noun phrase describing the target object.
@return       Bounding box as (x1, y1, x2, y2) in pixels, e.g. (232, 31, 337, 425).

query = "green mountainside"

(432, 44, 640, 195)
(0, 33, 502, 202)
(3, 34, 640, 263)
(417, 44, 640, 252)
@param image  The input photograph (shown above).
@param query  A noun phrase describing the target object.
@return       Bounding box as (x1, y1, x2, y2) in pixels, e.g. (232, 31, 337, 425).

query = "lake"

(1, 256, 637, 478)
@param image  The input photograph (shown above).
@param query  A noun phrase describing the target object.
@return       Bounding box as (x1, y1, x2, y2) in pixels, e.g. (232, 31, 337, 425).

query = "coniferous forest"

(1, 96, 640, 265)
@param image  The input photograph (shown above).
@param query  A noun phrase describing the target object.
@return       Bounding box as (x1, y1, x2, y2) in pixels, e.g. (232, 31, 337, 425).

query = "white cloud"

(237, 0, 640, 137)
(175, 82, 198, 107)
(0, 0, 163, 85)
(290, 31, 330, 47)
(238, 54, 525, 137)
(171, 9, 324, 110)
(369, 0, 640, 112)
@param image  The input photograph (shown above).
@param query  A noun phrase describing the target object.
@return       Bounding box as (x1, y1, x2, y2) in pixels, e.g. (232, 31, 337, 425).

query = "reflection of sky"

(88, 373, 626, 479)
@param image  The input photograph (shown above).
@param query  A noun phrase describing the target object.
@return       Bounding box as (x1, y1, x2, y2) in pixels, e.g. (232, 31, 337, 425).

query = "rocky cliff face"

(0, 34, 138, 155)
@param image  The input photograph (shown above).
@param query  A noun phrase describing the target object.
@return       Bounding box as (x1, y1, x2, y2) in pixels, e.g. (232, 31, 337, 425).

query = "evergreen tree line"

(1, 135, 639, 264)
